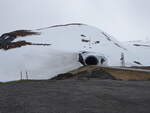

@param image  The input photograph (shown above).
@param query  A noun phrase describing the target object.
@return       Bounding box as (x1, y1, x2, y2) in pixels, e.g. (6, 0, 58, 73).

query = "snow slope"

(123, 40, 150, 66)
(0, 23, 142, 81)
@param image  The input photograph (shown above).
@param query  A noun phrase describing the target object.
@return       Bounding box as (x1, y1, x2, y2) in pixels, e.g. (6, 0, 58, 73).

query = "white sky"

(0, 0, 150, 41)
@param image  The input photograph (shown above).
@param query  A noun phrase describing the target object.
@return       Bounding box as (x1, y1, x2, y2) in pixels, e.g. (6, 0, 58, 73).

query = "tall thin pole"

(20, 71, 23, 80)
(26, 71, 28, 80)
(121, 52, 125, 67)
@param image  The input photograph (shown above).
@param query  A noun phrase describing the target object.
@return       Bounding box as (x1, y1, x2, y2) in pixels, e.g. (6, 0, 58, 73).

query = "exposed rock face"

(0, 30, 51, 50)
(0, 30, 40, 46)
(51, 69, 116, 80)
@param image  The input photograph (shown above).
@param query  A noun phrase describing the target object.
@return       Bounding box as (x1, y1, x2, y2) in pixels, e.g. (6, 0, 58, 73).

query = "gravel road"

(0, 80, 150, 113)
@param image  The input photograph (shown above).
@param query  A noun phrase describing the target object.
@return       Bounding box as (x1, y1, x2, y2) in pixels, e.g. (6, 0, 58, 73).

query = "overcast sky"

(0, 0, 150, 41)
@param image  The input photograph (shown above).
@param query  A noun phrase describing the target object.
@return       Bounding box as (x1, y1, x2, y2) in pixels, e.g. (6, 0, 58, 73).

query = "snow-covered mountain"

(0, 23, 144, 81)
(123, 40, 150, 66)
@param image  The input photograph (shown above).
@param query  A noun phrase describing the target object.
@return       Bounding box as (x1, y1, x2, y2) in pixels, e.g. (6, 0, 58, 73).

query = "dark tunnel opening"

(85, 56, 99, 65)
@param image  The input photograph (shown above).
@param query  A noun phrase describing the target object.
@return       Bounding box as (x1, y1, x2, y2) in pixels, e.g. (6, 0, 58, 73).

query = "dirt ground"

(131, 66, 150, 70)
(69, 66, 150, 80)
(0, 80, 150, 113)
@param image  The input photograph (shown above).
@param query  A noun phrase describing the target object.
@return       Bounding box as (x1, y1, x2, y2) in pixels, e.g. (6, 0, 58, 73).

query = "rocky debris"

(0, 41, 51, 50)
(81, 39, 90, 42)
(80, 34, 87, 37)
(134, 61, 142, 65)
(0, 41, 32, 50)
(133, 44, 150, 47)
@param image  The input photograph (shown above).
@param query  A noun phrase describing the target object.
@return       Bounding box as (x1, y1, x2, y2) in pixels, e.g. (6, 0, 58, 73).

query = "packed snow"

(0, 23, 148, 81)
(123, 40, 150, 66)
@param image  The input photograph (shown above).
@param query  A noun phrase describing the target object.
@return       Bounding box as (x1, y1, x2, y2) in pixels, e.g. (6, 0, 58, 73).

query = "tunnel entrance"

(85, 56, 99, 65)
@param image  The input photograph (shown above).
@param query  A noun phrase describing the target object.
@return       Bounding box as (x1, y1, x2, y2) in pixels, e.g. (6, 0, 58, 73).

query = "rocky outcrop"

(0, 30, 51, 50)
